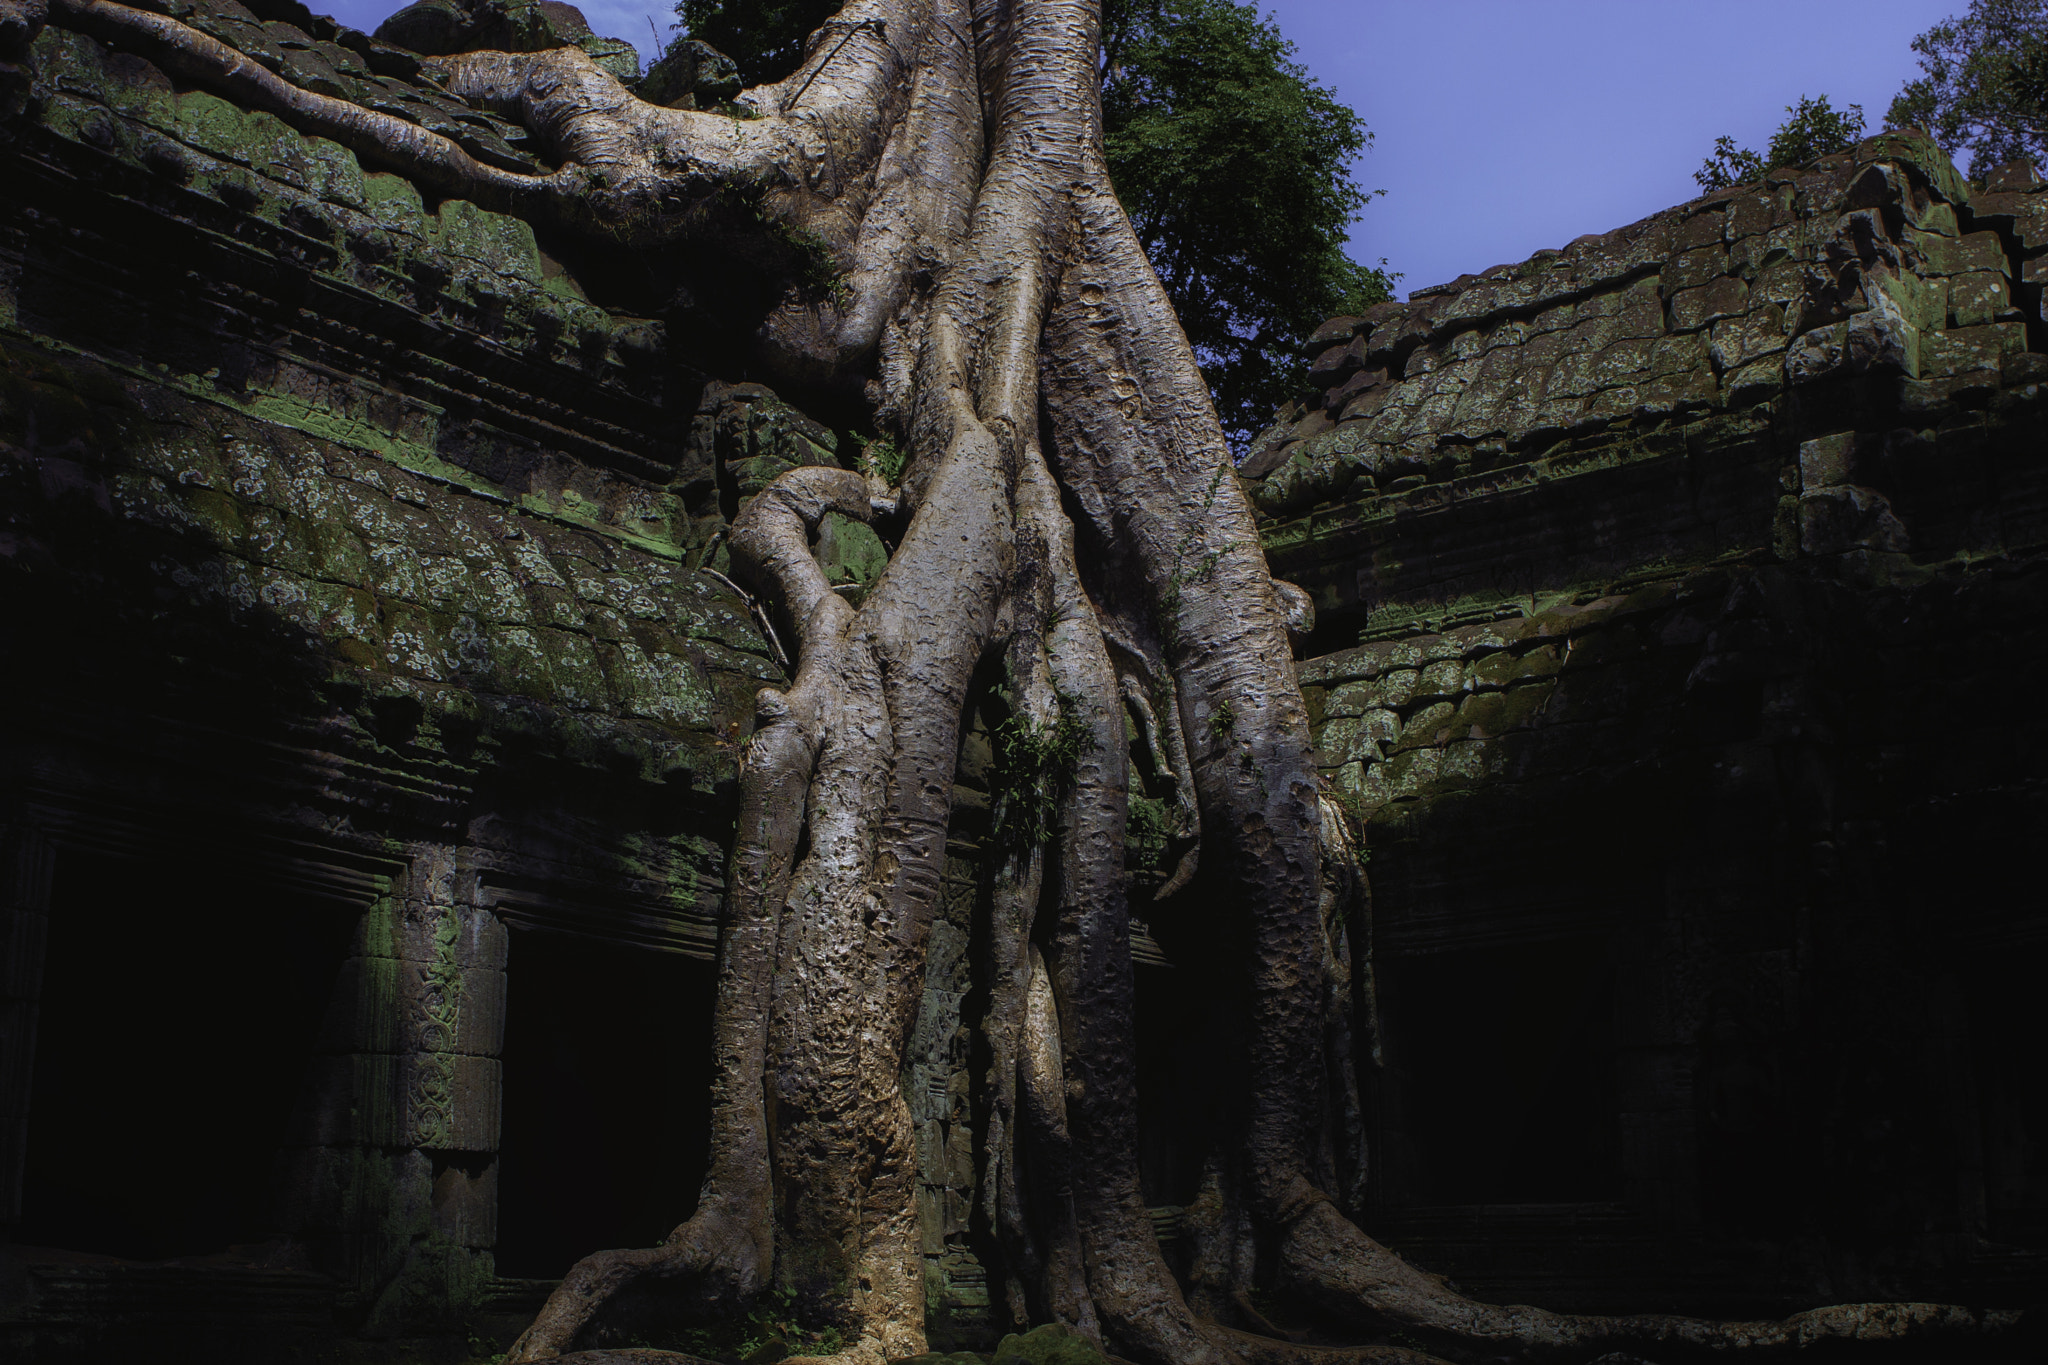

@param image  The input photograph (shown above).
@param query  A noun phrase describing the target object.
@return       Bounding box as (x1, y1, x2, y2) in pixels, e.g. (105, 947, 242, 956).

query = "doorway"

(493, 931, 715, 1277)
(19, 845, 349, 1259)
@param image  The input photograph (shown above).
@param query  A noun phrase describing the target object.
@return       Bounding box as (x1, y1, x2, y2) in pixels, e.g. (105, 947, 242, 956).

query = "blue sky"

(317, 0, 1961, 296)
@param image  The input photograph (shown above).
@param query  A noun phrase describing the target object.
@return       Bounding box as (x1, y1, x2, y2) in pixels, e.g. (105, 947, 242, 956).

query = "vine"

(989, 689, 1097, 856)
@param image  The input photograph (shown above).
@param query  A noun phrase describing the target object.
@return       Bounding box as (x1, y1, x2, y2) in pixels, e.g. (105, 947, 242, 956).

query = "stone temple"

(1, 1, 2044, 1359)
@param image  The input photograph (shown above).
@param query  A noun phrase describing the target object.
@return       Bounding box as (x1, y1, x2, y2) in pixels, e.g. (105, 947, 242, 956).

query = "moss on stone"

(991, 1324, 1107, 1365)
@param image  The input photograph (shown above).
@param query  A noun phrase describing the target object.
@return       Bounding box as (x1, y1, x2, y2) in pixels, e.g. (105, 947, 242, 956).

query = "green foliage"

(1102, 0, 1392, 450)
(1126, 792, 1173, 871)
(1695, 94, 1866, 191)
(1208, 696, 1236, 742)
(668, 1284, 846, 1362)
(1694, 135, 1766, 191)
(856, 431, 906, 485)
(1767, 95, 1868, 168)
(1888, 0, 2048, 171)
(991, 691, 1098, 854)
(674, 0, 843, 86)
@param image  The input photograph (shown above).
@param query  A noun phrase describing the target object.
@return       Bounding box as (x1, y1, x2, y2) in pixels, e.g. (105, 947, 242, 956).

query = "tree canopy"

(678, 0, 1392, 450)
(1695, 94, 1866, 191)
(1888, 0, 2048, 172)
(1099, 0, 1389, 449)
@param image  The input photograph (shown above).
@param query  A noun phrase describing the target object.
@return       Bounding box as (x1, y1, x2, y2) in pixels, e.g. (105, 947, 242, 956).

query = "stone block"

(1357, 707, 1401, 752)
(1975, 192, 2048, 253)
(1323, 365, 1388, 415)
(1798, 433, 1855, 491)
(1472, 643, 1561, 690)
(1871, 268, 1950, 331)
(1924, 230, 2009, 278)
(361, 1237, 494, 1335)
(1670, 276, 1749, 331)
(917, 1184, 947, 1255)
(994, 1323, 1108, 1365)
(1392, 700, 1458, 753)
(1787, 289, 1921, 383)
(1302, 314, 1362, 355)
(1947, 269, 2011, 328)
(291, 1053, 393, 1147)
(1662, 245, 1729, 294)
(1724, 187, 1792, 240)
(1672, 206, 1727, 253)
(431, 1157, 497, 1247)
(1920, 322, 2025, 379)
(291, 1052, 501, 1150)
(1304, 706, 1393, 771)
(1414, 659, 1466, 701)
(351, 897, 508, 970)
(1313, 681, 1359, 718)
(1800, 486, 1909, 556)
(1750, 258, 1806, 308)
(1707, 306, 1786, 372)
(1372, 667, 1420, 707)
(278, 1144, 433, 1237)
(1308, 337, 1364, 388)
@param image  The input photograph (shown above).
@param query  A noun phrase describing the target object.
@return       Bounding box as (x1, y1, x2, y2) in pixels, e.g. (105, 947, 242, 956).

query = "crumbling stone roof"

(1244, 132, 2046, 525)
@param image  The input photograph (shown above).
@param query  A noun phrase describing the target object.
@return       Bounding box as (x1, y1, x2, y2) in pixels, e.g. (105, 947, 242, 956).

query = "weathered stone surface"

(993, 1323, 1107, 1365)
(0, 14, 789, 1345)
(638, 37, 741, 109)
(1250, 130, 2048, 1318)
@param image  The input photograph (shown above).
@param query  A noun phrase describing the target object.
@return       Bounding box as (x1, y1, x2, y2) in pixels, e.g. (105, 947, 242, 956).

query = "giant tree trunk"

(19, 1, 2030, 1361)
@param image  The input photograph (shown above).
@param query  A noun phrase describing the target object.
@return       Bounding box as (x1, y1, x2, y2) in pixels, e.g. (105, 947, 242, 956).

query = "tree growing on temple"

(1096, 0, 1389, 449)
(5, 1, 2025, 1361)
(1695, 93, 1866, 190)
(1888, 0, 2048, 172)
(679, 0, 1391, 449)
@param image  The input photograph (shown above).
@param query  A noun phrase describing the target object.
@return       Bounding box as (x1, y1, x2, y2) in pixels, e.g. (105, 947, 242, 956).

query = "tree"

(1695, 94, 1866, 191)
(680, 0, 1392, 451)
(1888, 0, 2048, 172)
(10, 1, 2019, 1361)
(1098, 0, 1389, 450)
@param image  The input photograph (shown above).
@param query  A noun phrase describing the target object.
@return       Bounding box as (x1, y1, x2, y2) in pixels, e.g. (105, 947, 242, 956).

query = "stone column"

(282, 843, 506, 1331)
(0, 819, 53, 1234)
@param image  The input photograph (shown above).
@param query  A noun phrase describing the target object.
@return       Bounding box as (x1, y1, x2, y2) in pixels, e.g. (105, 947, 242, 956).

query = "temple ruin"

(2, 1, 2044, 1359)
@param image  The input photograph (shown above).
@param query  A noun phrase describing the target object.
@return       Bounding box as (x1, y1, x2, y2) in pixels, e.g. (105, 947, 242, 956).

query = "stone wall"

(0, 10, 803, 1354)
(1242, 133, 2048, 1310)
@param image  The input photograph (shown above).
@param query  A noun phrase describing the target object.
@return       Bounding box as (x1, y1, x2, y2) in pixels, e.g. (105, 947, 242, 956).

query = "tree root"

(1279, 1199, 2029, 1363)
(50, 0, 582, 209)
(1207, 1324, 1453, 1365)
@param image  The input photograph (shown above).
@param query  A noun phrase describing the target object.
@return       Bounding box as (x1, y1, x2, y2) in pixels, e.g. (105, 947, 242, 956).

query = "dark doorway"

(1382, 936, 1619, 1205)
(494, 932, 715, 1277)
(19, 845, 349, 1260)
(1131, 891, 1252, 1212)
(1973, 943, 2048, 1246)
